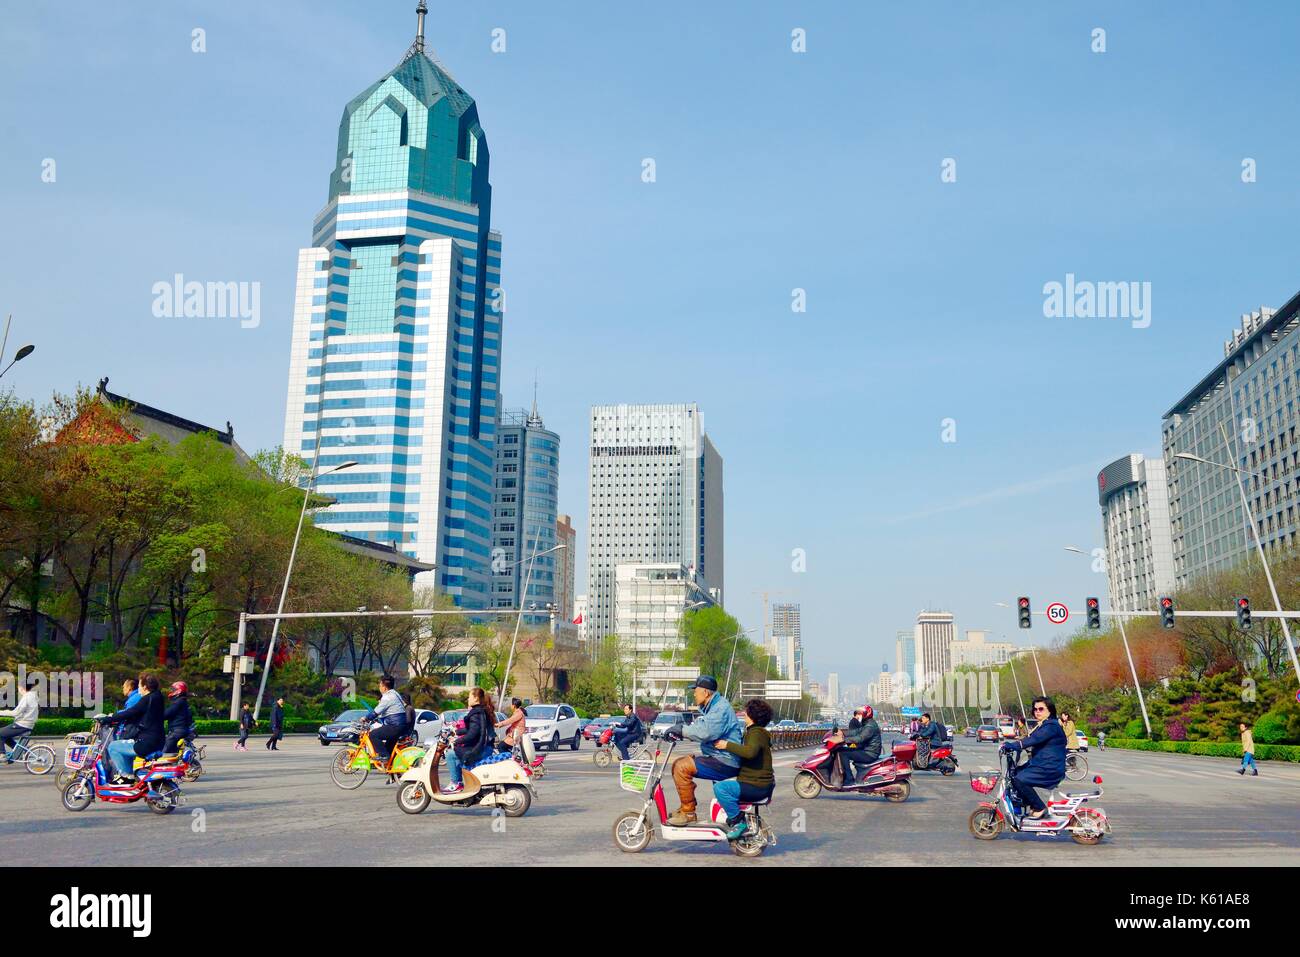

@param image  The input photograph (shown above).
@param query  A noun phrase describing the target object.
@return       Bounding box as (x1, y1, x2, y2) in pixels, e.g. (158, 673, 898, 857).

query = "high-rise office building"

(827, 672, 840, 706)
(895, 630, 916, 683)
(281, 11, 502, 604)
(490, 403, 559, 620)
(555, 513, 576, 622)
(1097, 453, 1175, 611)
(586, 403, 723, 642)
(771, 602, 802, 681)
(914, 611, 955, 687)
(1163, 296, 1300, 587)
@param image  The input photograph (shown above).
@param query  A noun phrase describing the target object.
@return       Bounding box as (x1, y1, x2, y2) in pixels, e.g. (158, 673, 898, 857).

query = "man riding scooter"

(666, 676, 743, 826)
(612, 703, 643, 761)
(912, 712, 944, 769)
(831, 706, 881, 785)
(1000, 695, 1067, 821)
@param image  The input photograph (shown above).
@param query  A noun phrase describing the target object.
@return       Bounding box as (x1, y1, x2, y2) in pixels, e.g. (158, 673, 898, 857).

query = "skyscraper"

(490, 402, 559, 619)
(914, 611, 955, 688)
(586, 403, 723, 641)
(771, 602, 802, 682)
(895, 630, 916, 683)
(1097, 453, 1175, 611)
(281, 8, 502, 605)
(555, 513, 576, 622)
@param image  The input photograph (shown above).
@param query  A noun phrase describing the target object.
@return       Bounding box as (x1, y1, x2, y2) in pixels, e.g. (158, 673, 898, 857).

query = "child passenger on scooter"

(712, 698, 776, 842)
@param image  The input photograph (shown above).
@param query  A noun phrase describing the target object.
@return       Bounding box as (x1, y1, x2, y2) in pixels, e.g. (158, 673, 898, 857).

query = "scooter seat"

(1063, 789, 1101, 799)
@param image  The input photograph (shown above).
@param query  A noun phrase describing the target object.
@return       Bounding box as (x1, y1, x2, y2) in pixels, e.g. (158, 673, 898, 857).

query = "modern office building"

(895, 630, 916, 685)
(914, 611, 955, 687)
(1097, 453, 1176, 611)
(490, 403, 560, 622)
(1163, 296, 1300, 587)
(827, 673, 840, 707)
(613, 563, 715, 658)
(586, 403, 724, 643)
(771, 602, 802, 682)
(573, 594, 588, 646)
(281, 10, 502, 603)
(555, 513, 576, 622)
(950, 629, 1019, 668)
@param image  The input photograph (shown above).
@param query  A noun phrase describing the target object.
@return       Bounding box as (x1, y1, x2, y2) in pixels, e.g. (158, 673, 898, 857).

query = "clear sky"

(4, 1, 1300, 694)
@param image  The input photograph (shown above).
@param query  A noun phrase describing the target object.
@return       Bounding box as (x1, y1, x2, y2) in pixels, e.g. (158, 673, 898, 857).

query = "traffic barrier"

(768, 727, 827, 751)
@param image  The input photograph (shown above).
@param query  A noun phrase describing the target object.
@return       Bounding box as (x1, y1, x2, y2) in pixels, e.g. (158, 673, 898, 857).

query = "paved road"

(5, 736, 1297, 866)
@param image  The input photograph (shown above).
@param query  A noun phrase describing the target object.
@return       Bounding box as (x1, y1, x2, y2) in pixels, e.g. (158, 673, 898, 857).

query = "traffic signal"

(1018, 597, 1031, 629)
(1086, 597, 1101, 629)
(1159, 596, 1175, 629)
(1237, 597, 1252, 630)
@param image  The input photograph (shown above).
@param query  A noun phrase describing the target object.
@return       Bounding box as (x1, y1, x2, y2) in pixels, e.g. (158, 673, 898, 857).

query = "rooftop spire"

(404, 1, 428, 60)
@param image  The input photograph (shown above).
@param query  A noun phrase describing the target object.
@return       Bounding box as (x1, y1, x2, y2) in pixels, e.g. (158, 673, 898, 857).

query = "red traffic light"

(1238, 598, 1249, 607)
(1018, 597, 1030, 608)
(1087, 598, 1099, 609)
(1161, 597, 1172, 608)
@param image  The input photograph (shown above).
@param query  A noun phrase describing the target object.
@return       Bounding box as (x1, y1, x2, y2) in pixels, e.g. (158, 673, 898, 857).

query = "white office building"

(586, 403, 724, 643)
(1097, 453, 1176, 611)
(770, 602, 802, 682)
(914, 610, 955, 688)
(950, 629, 1018, 668)
(1163, 297, 1300, 587)
(613, 563, 715, 658)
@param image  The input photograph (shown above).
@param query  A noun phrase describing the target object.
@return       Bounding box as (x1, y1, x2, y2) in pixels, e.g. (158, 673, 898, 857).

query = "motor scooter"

(793, 731, 912, 801)
(60, 721, 191, 815)
(611, 734, 776, 858)
(892, 736, 958, 775)
(968, 746, 1111, 845)
(396, 728, 535, 817)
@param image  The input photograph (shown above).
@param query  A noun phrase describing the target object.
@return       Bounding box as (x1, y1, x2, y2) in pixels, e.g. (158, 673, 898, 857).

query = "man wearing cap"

(667, 675, 744, 826)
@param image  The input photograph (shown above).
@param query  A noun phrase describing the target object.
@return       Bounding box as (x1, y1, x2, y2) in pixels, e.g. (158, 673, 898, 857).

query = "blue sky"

(4, 1, 1300, 693)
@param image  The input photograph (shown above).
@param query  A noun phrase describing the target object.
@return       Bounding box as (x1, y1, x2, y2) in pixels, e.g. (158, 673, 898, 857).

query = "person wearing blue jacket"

(612, 703, 643, 760)
(667, 676, 743, 826)
(1001, 696, 1067, 819)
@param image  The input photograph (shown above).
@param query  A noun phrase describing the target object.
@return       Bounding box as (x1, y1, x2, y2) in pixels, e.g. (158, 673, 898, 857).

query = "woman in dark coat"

(1002, 695, 1067, 819)
(103, 674, 165, 780)
(442, 688, 495, 794)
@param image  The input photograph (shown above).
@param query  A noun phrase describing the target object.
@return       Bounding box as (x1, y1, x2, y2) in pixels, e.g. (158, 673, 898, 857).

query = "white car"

(524, 703, 582, 751)
(1075, 730, 1089, 752)
(411, 708, 443, 746)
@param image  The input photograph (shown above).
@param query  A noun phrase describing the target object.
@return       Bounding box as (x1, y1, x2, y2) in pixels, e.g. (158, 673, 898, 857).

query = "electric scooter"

(396, 728, 536, 817)
(60, 720, 191, 814)
(611, 734, 776, 858)
(968, 746, 1111, 845)
(892, 736, 959, 775)
(792, 731, 912, 801)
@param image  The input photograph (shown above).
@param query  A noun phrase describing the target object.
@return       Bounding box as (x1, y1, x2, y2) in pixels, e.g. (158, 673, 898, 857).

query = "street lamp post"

(722, 628, 758, 701)
(499, 541, 567, 702)
(250, 459, 357, 719)
(658, 599, 708, 709)
(1064, 546, 1152, 735)
(1176, 424, 1300, 688)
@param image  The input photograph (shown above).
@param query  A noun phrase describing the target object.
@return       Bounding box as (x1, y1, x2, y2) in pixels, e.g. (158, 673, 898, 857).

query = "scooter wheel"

(500, 784, 532, 818)
(61, 776, 94, 812)
(146, 780, 180, 814)
(731, 831, 766, 858)
(885, 778, 911, 802)
(969, 807, 1002, 840)
(613, 811, 652, 852)
(593, 748, 611, 768)
(793, 771, 822, 799)
(397, 781, 432, 814)
(939, 759, 956, 776)
(1069, 808, 1107, 845)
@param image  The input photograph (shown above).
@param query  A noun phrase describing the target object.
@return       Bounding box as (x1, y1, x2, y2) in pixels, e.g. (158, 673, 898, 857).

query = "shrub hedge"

(1106, 738, 1300, 762)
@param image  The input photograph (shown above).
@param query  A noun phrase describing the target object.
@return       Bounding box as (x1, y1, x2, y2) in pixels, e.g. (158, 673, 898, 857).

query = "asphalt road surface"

(6, 735, 1298, 866)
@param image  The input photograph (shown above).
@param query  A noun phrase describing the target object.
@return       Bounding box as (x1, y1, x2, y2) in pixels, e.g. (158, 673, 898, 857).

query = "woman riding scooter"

(1000, 695, 1066, 820)
(102, 674, 165, 782)
(712, 698, 776, 841)
(443, 687, 495, 794)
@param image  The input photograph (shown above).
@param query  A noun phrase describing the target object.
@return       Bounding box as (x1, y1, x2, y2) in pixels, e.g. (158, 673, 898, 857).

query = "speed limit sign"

(1046, 602, 1069, 624)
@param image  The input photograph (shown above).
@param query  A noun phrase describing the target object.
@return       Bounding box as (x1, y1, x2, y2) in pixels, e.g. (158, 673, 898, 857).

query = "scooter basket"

(969, 771, 1000, 794)
(619, 758, 655, 794)
(64, 745, 91, 769)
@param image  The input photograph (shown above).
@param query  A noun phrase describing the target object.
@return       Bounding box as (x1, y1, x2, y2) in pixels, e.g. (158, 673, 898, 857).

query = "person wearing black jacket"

(835, 706, 882, 784)
(102, 674, 165, 781)
(266, 697, 285, 750)
(237, 703, 254, 751)
(162, 682, 195, 756)
(612, 703, 643, 760)
(443, 687, 494, 794)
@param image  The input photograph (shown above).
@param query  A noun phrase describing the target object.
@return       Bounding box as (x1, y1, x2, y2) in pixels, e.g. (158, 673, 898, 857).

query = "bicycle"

(2, 732, 55, 775)
(1064, 751, 1089, 781)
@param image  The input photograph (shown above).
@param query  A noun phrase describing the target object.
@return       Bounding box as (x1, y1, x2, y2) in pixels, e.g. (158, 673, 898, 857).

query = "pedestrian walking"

(236, 703, 253, 751)
(1238, 722, 1258, 776)
(266, 696, 285, 750)
(1097, 730, 1106, 751)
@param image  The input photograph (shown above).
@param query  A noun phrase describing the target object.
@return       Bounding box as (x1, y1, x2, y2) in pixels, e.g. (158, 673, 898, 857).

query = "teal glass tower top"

(327, 45, 491, 208)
